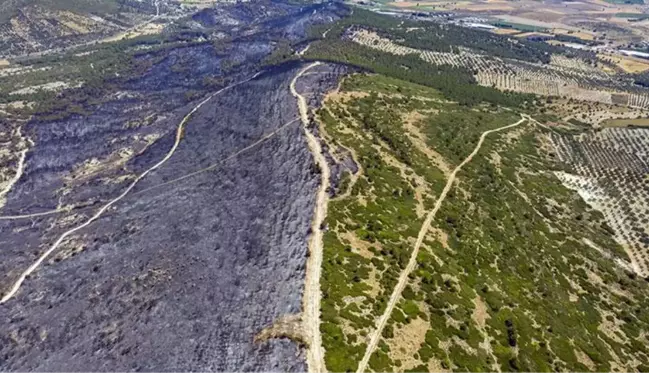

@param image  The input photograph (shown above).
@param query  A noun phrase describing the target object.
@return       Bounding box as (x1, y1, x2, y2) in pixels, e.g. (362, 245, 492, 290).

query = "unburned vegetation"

(317, 73, 649, 372)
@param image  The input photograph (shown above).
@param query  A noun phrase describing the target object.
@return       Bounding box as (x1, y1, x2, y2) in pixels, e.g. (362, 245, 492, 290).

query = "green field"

(604, 0, 644, 4)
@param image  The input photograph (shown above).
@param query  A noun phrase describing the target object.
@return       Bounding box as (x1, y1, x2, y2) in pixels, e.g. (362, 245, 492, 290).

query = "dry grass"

(574, 349, 597, 371)
(597, 309, 627, 345)
(390, 1, 436, 7)
(518, 10, 565, 23)
(515, 31, 554, 38)
(254, 314, 306, 345)
(325, 90, 370, 103)
(428, 227, 451, 251)
(471, 296, 490, 329)
(494, 15, 578, 31)
(59, 19, 90, 34)
(599, 53, 649, 73)
(428, 356, 451, 372)
(64, 147, 134, 184)
(102, 23, 163, 43)
(553, 28, 597, 41)
(365, 266, 382, 299)
(390, 0, 515, 11)
(390, 0, 471, 9)
(601, 117, 649, 128)
(545, 39, 564, 46)
(385, 316, 430, 371)
(456, 3, 515, 11)
(340, 231, 378, 259)
(51, 232, 88, 263)
(180, 0, 223, 8)
(546, 98, 649, 126)
(401, 111, 451, 176)
(492, 28, 521, 35)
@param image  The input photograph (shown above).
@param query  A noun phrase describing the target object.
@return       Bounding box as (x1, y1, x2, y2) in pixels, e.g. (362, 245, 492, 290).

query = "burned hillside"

(0, 1, 348, 370)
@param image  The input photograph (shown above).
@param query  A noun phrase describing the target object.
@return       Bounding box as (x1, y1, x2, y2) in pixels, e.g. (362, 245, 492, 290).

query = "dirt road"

(131, 117, 299, 196)
(0, 74, 258, 304)
(355, 115, 527, 373)
(0, 207, 69, 220)
(0, 115, 295, 219)
(290, 62, 328, 373)
(0, 149, 28, 208)
(298, 44, 311, 56)
(0, 127, 32, 210)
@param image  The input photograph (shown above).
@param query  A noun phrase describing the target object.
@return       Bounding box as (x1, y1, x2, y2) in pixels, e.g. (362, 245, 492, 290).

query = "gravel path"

(291, 61, 328, 373)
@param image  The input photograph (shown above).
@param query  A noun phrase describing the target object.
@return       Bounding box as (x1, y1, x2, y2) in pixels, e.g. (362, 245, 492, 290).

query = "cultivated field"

(386, 0, 649, 47)
(599, 53, 649, 74)
(350, 29, 649, 109)
(551, 128, 649, 277)
(603, 118, 649, 128)
(544, 98, 649, 127)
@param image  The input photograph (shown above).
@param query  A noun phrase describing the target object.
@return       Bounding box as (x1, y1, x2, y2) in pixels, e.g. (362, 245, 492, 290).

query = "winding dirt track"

(356, 115, 527, 373)
(0, 208, 69, 220)
(298, 44, 311, 56)
(0, 127, 32, 210)
(0, 74, 258, 304)
(0, 117, 298, 219)
(130, 117, 299, 196)
(290, 62, 328, 373)
(0, 149, 28, 205)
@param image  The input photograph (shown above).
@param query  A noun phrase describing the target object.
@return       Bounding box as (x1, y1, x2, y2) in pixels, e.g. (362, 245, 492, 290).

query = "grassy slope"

(318, 73, 649, 372)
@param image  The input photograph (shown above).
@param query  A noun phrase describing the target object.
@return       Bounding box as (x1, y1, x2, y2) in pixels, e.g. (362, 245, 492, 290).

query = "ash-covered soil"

(0, 1, 349, 370)
(0, 0, 166, 59)
(291, 62, 361, 196)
